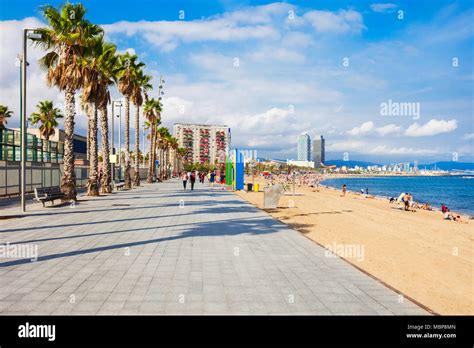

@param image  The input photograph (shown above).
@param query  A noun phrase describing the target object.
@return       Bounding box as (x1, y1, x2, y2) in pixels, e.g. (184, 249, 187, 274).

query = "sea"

(321, 175, 474, 216)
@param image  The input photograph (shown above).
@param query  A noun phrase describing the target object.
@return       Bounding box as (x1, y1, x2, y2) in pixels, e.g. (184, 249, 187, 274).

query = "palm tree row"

(30, 2, 175, 199)
(1, 2, 186, 199)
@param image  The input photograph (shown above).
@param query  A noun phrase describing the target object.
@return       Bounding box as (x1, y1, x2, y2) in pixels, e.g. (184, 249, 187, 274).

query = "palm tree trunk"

(124, 96, 132, 189)
(87, 103, 99, 196)
(99, 105, 112, 193)
(45, 135, 50, 162)
(60, 86, 77, 201)
(133, 104, 140, 186)
(159, 147, 163, 179)
(147, 125, 154, 183)
(86, 116, 90, 161)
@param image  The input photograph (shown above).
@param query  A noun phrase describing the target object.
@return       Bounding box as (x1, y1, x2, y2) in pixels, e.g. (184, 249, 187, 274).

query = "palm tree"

(156, 127, 171, 180)
(34, 3, 103, 200)
(118, 52, 144, 189)
(80, 36, 103, 196)
(81, 38, 122, 194)
(0, 105, 13, 130)
(167, 136, 178, 176)
(176, 147, 187, 173)
(97, 43, 122, 193)
(131, 70, 152, 187)
(143, 98, 161, 183)
(29, 100, 63, 161)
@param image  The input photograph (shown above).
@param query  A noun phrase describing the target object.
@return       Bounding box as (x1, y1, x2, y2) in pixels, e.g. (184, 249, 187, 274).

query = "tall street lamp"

(20, 28, 42, 213)
(111, 99, 122, 180)
(142, 123, 146, 168)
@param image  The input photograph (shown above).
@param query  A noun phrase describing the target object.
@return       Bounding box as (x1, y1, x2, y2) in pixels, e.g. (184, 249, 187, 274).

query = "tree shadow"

(0, 200, 223, 232)
(0, 214, 286, 267)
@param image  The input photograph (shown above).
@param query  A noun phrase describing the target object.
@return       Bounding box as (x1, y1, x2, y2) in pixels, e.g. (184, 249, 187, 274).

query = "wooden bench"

(113, 181, 125, 190)
(34, 186, 66, 207)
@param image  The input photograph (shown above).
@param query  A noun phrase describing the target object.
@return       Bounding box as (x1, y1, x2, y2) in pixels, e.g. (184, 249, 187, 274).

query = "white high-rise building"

(297, 133, 311, 161)
(173, 123, 231, 164)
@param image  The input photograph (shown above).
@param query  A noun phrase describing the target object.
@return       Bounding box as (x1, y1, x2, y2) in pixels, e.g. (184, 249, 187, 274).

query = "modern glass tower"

(297, 133, 311, 161)
(313, 135, 325, 168)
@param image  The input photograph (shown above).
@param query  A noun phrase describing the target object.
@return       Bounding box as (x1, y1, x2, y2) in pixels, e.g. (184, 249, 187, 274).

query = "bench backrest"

(34, 187, 47, 198)
(36, 186, 63, 197)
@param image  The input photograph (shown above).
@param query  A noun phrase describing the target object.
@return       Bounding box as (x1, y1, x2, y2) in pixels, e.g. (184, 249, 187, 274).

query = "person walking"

(181, 171, 188, 190)
(342, 184, 347, 197)
(190, 171, 196, 190)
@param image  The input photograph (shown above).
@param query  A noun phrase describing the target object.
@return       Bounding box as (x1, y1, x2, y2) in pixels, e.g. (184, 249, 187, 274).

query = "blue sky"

(0, 0, 473, 164)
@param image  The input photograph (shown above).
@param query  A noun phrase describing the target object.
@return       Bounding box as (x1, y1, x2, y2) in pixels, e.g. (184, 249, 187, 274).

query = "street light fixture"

(20, 28, 42, 213)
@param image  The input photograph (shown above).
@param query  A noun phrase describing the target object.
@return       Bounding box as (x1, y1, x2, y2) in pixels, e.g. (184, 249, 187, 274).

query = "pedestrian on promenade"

(210, 171, 215, 186)
(190, 171, 196, 190)
(181, 171, 188, 190)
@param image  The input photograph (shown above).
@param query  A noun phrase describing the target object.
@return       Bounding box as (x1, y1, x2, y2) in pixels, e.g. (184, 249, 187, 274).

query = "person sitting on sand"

(441, 204, 449, 214)
(408, 193, 416, 212)
(403, 193, 410, 211)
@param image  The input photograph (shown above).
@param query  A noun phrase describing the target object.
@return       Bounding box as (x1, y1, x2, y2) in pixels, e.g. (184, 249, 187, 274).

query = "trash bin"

(254, 183, 259, 192)
(247, 183, 253, 191)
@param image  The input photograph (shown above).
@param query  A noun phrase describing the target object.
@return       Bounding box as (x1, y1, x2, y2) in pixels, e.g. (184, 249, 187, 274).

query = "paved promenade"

(0, 179, 427, 315)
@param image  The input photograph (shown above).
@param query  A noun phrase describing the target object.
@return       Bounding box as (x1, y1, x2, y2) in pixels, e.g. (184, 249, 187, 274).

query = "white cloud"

(303, 9, 365, 34)
(405, 119, 458, 137)
(347, 121, 374, 136)
(102, 3, 293, 52)
(462, 133, 474, 140)
(375, 124, 402, 136)
(370, 3, 398, 13)
(347, 122, 403, 137)
(103, 5, 365, 52)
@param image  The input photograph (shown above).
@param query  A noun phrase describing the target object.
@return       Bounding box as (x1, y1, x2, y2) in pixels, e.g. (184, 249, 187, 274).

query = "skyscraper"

(297, 133, 311, 161)
(313, 135, 325, 168)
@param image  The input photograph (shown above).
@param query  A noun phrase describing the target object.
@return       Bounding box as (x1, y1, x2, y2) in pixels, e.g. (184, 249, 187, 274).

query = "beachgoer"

(181, 172, 188, 190)
(190, 171, 196, 190)
(403, 193, 410, 211)
(365, 187, 369, 195)
(342, 184, 347, 197)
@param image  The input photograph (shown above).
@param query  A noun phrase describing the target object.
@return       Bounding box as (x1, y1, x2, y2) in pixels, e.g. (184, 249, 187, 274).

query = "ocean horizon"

(321, 175, 474, 216)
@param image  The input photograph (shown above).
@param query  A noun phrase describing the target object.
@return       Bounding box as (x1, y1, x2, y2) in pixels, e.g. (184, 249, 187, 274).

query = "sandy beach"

(235, 176, 474, 315)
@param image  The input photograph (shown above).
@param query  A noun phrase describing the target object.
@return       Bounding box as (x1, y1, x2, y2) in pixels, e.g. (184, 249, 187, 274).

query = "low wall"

(0, 160, 89, 197)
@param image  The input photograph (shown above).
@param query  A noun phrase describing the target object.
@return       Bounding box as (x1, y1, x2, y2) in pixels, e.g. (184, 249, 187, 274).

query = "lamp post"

(111, 100, 122, 180)
(142, 124, 146, 168)
(111, 100, 122, 181)
(20, 28, 41, 213)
